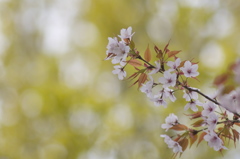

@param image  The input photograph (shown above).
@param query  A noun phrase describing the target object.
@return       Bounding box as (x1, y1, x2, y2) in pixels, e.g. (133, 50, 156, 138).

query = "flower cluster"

(106, 27, 135, 80)
(105, 27, 240, 157)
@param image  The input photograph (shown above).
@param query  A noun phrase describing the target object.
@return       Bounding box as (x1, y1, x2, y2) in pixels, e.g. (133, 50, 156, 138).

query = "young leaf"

(168, 50, 181, 58)
(232, 129, 239, 147)
(191, 119, 204, 127)
(129, 79, 139, 88)
(178, 138, 189, 152)
(170, 124, 188, 131)
(185, 111, 202, 119)
(213, 73, 229, 86)
(164, 40, 170, 53)
(189, 134, 198, 148)
(234, 122, 240, 127)
(129, 40, 135, 49)
(197, 131, 207, 147)
(222, 126, 232, 140)
(178, 60, 186, 68)
(154, 45, 163, 59)
(221, 85, 235, 94)
(128, 59, 142, 67)
(138, 73, 147, 88)
(144, 44, 151, 62)
(126, 72, 139, 80)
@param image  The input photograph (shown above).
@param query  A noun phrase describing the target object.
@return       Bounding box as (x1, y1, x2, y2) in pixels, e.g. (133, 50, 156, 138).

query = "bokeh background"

(0, 0, 240, 158)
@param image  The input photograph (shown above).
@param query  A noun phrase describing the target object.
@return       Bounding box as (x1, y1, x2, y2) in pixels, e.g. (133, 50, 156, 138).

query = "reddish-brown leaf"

(154, 45, 160, 54)
(128, 59, 142, 67)
(138, 73, 147, 88)
(126, 72, 139, 80)
(178, 138, 189, 152)
(213, 73, 229, 86)
(222, 85, 235, 94)
(178, 60, 186, 68)
(191, 119, 204, 127)
(222, 127, 232, 140)
(189, 134, 198, 148)
(232, 129, 239, 147)
(104, 53, 115, 60)
(164, 40, 170, 52)
(167, 50, 181, 58)
(154, 45, 163, 59)
(129, 79, 139, 88)
(144, 44, 151, 62)
(234, 122, 240, 127)
(170, 124, 188, 131)
(197, 132, 207, 147)
(185, 111, 202, 119)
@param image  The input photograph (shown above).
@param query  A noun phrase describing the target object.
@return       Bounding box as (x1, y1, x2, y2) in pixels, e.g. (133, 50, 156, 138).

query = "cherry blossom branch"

(182, 85, 240, 118)
(182, 85, 220, 105)
(137, 55, 155, 69)
(106, 26, 240, 156)
(217, 120, 240, 124)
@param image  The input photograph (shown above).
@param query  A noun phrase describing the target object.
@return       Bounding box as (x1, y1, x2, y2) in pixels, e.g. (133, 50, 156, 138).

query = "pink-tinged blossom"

(149, 61, 161, 75)
(180, 61, 199, 78)
(161, 113, 178, 131)
(233, 59, 240, 84)
(151, 95, 167, 107)
(165, 88, 177, 102)
(158, 88, 169, 99)
(236, 88, 240, 110)
(160, 135, 183, 153)
(184, 100, 203, 112)
(118, 26, 135, 42)
(112, 65, 126, 80)
(111, 41, 130, 66)
(167, 58, 181, 71)
(206, 113, 218, 131)
(140, 76, 154, 97)
(105, 37, 119, 60)
(183, 89, 199, 101)
(219, 89, 240, 114)
(202, 101, 217, 117)
(106, 37, 130, 66)
(159, 71, 177, 88)
(204, 131, 227, 151)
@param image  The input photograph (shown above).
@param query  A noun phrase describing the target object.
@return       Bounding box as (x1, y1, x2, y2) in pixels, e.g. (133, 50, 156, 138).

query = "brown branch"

(182, 86, 220, 105)
(182, 84, 240, 118)
(137, 55, 155, 68)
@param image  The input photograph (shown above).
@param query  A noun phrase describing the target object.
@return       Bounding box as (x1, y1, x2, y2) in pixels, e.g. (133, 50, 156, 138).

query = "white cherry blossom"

(206, 113, 218, 131)
(202, 101, 217, 117)
(219, 89, 240, 114)
(159, 71, 177, 88)
(183, 89, 199, 101)
(184, 100, 203, 112)
(180, 61, 199, 78)
(151, 95, 167, 107)
(105, 37, 119, 60)
(140, 76, 154, 97)
(111, 41, 130, 66)
(204, 131, 227, 151)
(118, 26, 135, 42)
(112, 65, 126, 80)
(106, 37, 130, 66)
(161, 113, 178, 131)
(167, 58, 181, 71)
(149, 60, 161, 75)
(164, 88, 176, 102)
(161, 135, 183, 153)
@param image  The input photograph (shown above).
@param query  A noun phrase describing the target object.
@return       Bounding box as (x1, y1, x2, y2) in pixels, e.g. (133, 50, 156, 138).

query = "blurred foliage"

(0, 0, 239, 159)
